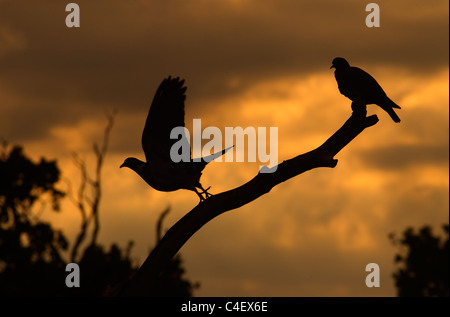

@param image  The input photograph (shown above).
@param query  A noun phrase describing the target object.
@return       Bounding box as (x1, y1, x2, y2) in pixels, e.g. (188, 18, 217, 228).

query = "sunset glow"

(0, 0, 448, 297)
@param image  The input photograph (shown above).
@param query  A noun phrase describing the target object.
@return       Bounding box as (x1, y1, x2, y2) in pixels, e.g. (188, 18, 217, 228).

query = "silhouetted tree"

(0, 142, 67, 295)
(0, 124, 199, 296)
(75, 242, 136, 296)
(389, 224, 449, 297)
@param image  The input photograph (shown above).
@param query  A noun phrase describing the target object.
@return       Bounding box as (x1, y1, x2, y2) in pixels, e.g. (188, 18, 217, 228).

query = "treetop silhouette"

(390, 224, 449, 297)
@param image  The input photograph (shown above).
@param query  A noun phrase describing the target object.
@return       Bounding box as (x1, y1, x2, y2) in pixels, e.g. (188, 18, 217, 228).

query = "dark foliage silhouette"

(0, 143, 67, 295)
(120, 76, 232, 202)
(331, 57, 401, 122)
(0, 140, 198, 296)
(74, 243, 136, 296)
(390, 224, 449, 297)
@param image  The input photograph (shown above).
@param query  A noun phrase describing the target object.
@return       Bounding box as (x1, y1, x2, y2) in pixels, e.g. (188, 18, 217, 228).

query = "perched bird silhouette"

(330, 57, 401, 122)
(120, 76, 232, 202)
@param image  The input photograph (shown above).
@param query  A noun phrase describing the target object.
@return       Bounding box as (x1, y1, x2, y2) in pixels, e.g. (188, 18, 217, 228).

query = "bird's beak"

(330, 65, 335, 69)
(120, 163, 125, 168)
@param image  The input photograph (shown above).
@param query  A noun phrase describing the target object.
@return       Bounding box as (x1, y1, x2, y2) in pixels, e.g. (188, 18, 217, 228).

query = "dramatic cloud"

(0, 0, 448, 143)
(359, 144, 449, 170)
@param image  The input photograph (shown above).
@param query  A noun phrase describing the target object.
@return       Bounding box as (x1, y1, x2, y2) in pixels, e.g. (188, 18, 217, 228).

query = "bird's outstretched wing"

(142, 76, 190, 162)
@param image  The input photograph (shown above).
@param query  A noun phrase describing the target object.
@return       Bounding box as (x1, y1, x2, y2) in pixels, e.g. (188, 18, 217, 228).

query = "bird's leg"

(192, 184, 213, 203)
(351, 101, 367, 117)
(198, 185, 212, 198)
(193, 187, 206, 203)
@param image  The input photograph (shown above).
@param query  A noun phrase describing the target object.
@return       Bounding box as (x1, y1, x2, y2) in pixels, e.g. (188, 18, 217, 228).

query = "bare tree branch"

(89, 112, 115, 246)
(156, 207, 171, 243)
(70, 153, 89, 262)
(116, 111, 379, 296)
(70, 112, 116, 262)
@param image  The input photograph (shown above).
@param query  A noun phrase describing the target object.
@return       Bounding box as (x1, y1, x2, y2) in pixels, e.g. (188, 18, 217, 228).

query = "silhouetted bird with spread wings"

(331, 57, 401, 122)
(120, 76, 232, 202)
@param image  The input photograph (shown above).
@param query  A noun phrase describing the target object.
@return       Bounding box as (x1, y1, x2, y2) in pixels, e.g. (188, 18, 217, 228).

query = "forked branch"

(70, 112, 115, 262)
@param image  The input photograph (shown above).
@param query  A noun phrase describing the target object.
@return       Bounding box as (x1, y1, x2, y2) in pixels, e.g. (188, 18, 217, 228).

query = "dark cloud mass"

(0, 1, 447, 121)
(0, 0, 447, 159)
(359, 144, 449, 170)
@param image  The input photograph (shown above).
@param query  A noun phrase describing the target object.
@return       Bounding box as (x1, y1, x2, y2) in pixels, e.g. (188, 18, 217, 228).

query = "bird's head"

(120, 157, 146, 173)
(330, 57, 350, 70)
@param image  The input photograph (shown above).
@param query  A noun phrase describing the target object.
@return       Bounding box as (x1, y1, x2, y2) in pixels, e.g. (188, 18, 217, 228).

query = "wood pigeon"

(331, 57, 401, 122)
(120, 76, 232, 202)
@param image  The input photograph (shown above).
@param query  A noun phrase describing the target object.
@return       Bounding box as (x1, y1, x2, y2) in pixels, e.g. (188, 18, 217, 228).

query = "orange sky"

(0, 0, 448, 296)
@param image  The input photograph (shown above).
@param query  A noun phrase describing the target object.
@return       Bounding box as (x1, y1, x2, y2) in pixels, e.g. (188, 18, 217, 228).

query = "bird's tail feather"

(387, 98, 401, 109)
(386, 107, 401, 123)
(382, 97, 401, 122)
(201, 145, 234, 163)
